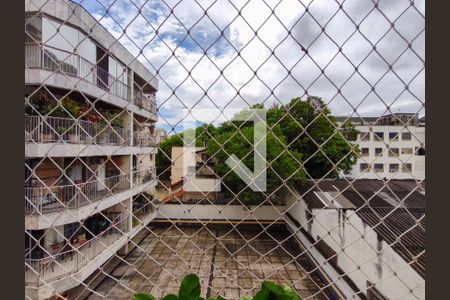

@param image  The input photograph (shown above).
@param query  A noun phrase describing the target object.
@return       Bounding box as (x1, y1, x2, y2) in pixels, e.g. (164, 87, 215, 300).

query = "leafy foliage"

(155, 97, 359, 204)
(156, 125, 217, 180)
(131, 274, 300, 300)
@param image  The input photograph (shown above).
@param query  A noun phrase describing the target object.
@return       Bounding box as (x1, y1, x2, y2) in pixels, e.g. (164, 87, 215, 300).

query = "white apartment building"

(336, 113, 425, 180)
(285, 179, 425, 300)
(25, 0, 158, 298)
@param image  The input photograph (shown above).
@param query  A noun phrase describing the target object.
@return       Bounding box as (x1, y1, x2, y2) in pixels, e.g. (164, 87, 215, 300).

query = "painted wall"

(157, 204, 286, 221)
(349, 125, 425, 180)
(286, 195, 425, 300)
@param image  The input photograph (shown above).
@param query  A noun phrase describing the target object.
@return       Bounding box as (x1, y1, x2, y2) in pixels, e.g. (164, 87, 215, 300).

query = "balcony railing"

(133, 131, 157, 147)
(25, 213, 128, 284)
(25, 115, 129, 146)
(133, 91, 157, 115)
(25, 167, 155, 215)
(25, 43, 131, 101)
(133, 167, 156, 186)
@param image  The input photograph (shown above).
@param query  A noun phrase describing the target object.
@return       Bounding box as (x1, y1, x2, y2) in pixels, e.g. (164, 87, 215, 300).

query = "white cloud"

(88, 0, 425, 131)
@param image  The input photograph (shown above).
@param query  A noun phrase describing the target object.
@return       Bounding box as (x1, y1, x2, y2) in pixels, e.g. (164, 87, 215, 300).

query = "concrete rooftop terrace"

(68, 223, 332, 300)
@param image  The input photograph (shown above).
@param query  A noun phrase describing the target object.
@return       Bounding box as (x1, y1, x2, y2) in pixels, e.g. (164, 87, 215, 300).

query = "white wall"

(158, 204, 286, 221)
(285, 195, 425, 300)
(349, 125, 425, 180)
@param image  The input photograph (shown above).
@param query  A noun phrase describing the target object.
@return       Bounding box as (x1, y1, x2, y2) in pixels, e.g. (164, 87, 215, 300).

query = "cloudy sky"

(80, 0, 425, 133)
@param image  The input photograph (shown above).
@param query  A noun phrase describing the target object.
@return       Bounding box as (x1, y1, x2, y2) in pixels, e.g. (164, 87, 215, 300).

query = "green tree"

(206, 112, 305, 206)
(156, 97, 359, 205)
(271, 97, 359, 178)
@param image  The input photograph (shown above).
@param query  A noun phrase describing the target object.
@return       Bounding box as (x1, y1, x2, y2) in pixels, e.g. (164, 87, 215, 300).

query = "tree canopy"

(156, 96, 359, 205)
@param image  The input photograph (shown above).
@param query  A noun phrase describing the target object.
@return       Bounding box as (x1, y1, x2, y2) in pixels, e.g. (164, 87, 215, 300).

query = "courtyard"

(71, 223, 331, 300)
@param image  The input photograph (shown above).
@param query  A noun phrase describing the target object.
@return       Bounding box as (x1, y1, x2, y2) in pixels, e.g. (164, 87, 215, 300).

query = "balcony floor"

(74, 224, 331, 300)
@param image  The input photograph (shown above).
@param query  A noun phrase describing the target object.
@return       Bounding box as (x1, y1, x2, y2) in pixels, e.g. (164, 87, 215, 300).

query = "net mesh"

(24, 0, 425, 299)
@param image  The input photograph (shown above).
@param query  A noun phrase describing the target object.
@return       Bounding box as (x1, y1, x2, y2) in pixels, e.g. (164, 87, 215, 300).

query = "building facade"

(336, 113, 425, 180)
(25, 0, 158, 298)
(286, 179, 425, 300)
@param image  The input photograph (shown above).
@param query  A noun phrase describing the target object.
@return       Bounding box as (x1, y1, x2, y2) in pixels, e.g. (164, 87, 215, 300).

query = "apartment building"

(336, 113, 425, 180)
(286, 179, 425, 300)
(24, 0, 158, 298)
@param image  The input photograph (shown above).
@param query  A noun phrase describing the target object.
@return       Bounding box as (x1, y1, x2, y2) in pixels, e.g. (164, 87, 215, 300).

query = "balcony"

(133, 131, 157, 147)
(25, 213, 128, 285)
(25, 43, 157, 117)
(25, 167, 156, 215)
(25, 115, 129, 146)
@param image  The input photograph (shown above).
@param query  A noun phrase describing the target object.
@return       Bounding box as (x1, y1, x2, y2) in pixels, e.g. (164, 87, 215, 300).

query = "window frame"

(374, 132, 384, 141)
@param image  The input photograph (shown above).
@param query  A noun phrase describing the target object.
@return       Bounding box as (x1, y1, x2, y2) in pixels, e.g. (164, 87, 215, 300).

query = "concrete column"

(117, 197, 133, 255)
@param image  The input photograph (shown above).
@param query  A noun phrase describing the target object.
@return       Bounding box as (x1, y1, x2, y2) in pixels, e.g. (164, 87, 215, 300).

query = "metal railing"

(133, 167, 156, 186)
(25, 173, 130, 214)
(25, 43, 131, 101)
(25, 213, 129, 284)
(25, 115, 129, 146)
(133, 91, 157, 115)
(25, 167, 155, 214)
(133, 131, 157, 147)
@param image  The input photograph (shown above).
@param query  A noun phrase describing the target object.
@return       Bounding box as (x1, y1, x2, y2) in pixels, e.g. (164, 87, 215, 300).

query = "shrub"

(131, 274, 300, 300)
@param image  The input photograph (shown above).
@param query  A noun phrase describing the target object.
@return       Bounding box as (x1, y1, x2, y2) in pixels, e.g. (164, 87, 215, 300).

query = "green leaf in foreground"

(178, 274, 202, 300)
(131, 294, 156, 300)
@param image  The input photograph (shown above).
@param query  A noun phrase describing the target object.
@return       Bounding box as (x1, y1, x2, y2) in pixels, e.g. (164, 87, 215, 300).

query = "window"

(402, 132, 412, 141)
(361, 148, 369, 157)
(415, 147, 426, 156)
(402, 163, 412, 172)
(374, 132, 384, 141)
(375, 148, 383, 156)
(388, 148, 399, 157)
(374, 164, 384, 172)
(389, 164, 399, 173)
(401, 148, 413, 155)
(389, 132, 399, 141)
(360, 163, 370, 172)
(360, 132, 370, 141)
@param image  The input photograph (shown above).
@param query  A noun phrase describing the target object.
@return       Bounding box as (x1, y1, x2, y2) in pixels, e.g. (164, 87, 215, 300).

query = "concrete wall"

(157, 204, 286, 221)
(184, 177, 221, 192)
(285, 195, 425, 300)
(25, 0, 158, 89)
(349, 125, 425, 180)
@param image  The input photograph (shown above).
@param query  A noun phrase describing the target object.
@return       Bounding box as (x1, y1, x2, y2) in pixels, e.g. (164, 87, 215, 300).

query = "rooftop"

(67, 224, 333, 300)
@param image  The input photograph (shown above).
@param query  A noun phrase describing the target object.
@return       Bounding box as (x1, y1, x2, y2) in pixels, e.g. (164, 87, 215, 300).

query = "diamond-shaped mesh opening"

(25, 0, 425, 299)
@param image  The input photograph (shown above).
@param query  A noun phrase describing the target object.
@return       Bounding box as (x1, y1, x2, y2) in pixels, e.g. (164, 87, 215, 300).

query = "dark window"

(402, 163, 412, 172)
(402, 132, 412, 141)
(375, 148, 383, 156)
(389, 132, 399, 141)
(360, 132, 370, 141)
(374, 132, 384, 141)
(415, 147, 426, 156)
(374, 163, 384, 172)
(361, 148, 369, 157)
(360, 163, 370, 172)
(389, 164, 399, 173)
(25, 16, 42, 43)
(388, 148, 399, 157)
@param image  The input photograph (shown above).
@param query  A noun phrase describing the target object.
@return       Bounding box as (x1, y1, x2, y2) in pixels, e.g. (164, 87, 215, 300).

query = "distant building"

(335, 113, 425, 180)
(156, 127, 168, 144)
(286, 179, 425, 300)
(162, 146, 221, 203)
